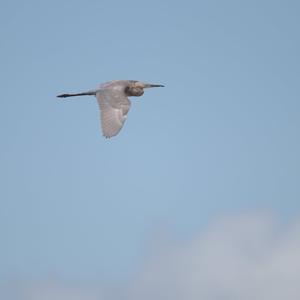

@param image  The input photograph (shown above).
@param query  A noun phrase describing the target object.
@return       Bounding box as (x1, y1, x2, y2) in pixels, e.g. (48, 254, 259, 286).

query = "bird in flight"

(57, 80, 164, 138)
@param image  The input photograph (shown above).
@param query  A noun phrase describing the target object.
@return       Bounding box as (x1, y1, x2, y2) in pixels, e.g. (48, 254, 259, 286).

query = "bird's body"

(57, 80, 164, 138)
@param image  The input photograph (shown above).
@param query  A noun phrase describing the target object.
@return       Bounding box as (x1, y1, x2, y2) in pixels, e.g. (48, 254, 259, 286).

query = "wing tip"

(102, 133, 118, 139)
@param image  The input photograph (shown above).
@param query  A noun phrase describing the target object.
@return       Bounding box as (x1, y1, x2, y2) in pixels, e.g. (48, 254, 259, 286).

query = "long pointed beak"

(143, 83, 165, 88)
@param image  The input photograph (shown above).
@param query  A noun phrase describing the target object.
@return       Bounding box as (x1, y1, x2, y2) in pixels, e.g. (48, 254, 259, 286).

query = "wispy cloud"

(2, 213, 300, 300)
(128, 213, 300, 300)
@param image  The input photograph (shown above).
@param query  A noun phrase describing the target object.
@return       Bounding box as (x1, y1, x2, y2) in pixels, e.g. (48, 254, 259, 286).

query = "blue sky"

(1, 0, 300, 298)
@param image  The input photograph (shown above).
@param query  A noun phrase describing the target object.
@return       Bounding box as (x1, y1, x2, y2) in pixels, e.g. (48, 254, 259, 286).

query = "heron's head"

(125, 81, 164, 97)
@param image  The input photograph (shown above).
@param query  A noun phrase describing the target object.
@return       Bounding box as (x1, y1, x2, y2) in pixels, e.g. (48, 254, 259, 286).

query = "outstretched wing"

(96, 89, 131, 138)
